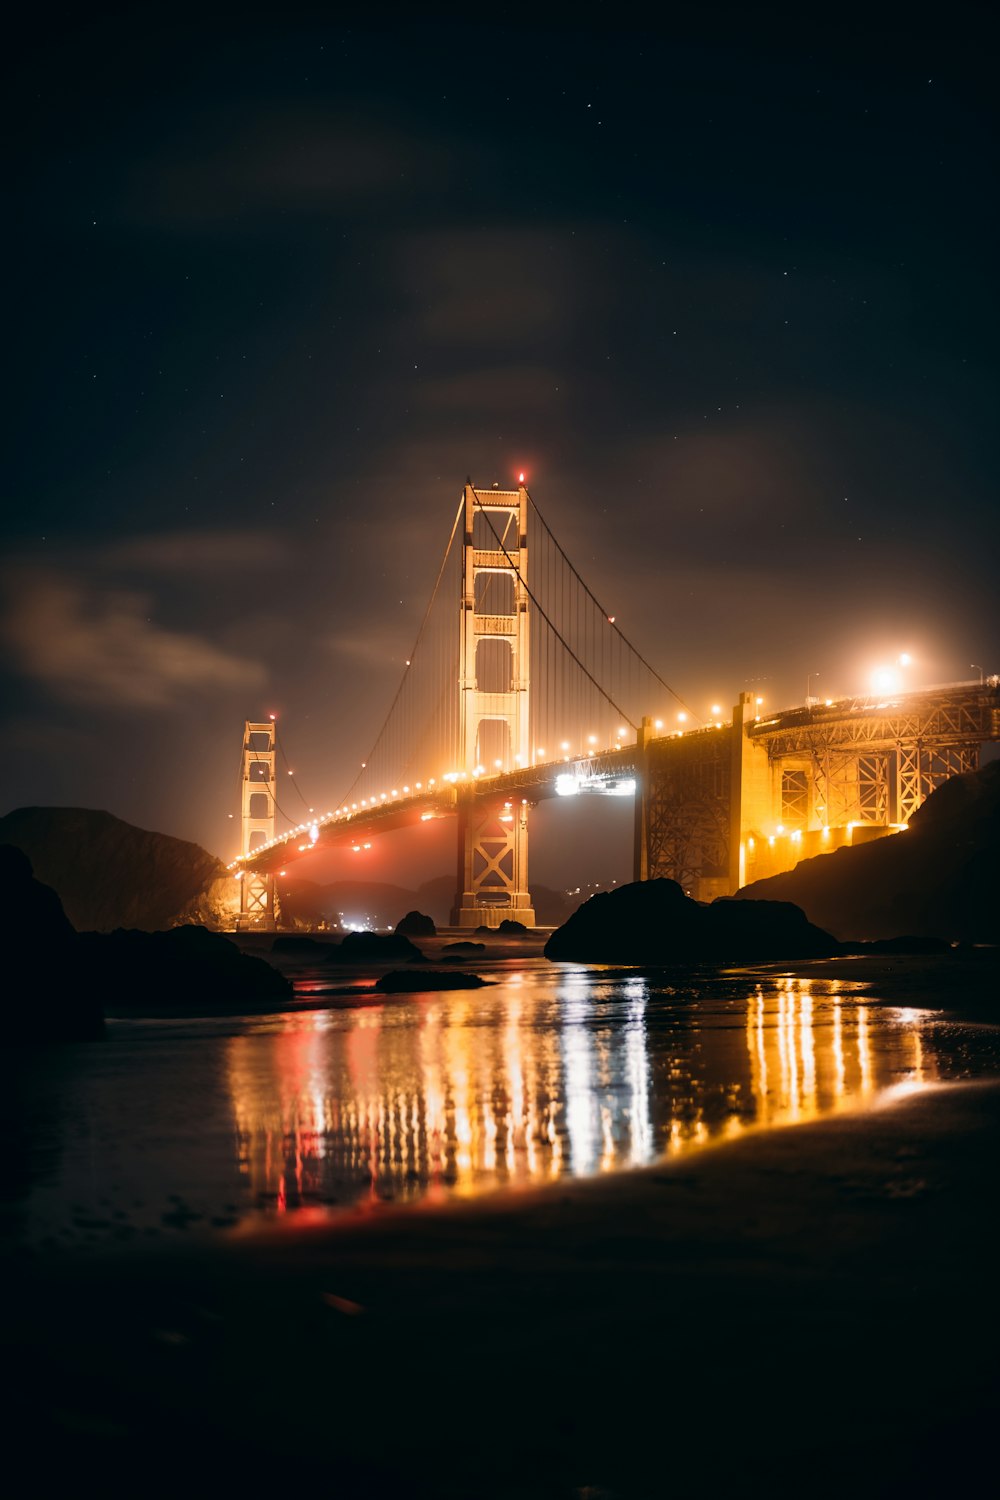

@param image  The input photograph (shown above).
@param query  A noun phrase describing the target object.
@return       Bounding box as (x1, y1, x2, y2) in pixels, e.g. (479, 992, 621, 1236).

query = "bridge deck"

(233, 681, 998, 878)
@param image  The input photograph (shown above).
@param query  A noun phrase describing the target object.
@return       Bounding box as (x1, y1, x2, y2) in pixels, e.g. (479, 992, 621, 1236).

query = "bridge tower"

(237, 720, 277, 930)
(451, 480, 535, 928)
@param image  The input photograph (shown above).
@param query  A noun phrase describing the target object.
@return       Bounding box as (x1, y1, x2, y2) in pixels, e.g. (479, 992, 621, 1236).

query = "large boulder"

(75, 926, 291, 1016)
(325, 931, 425, 964)
(544, 878, 840, 964)
(0, 845, 103, 1041)
(736, 760, 1000, 942)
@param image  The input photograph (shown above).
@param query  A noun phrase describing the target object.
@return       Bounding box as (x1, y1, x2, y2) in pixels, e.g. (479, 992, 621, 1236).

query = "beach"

(4, 951, 999, 1498)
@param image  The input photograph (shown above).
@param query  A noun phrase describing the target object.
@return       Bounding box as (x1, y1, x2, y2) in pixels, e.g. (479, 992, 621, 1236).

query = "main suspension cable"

(526, 489, 700, 722)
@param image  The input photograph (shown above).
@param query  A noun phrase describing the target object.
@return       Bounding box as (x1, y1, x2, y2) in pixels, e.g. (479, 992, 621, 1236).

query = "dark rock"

(373, 970, 488, 993)
(395, 910, 437, 937)
(443, 941, 486, 953)
(498, 919, 528, 935)
(75, 925, 291, 1016)
(0, 845, 104, 1041)
(325, 931, 425, 964)
(736, 761, 1000, 943)
(544, 878, 840, 964)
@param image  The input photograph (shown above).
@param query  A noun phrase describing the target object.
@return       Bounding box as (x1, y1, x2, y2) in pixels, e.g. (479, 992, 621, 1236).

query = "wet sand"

(5, 950, 998, 1497)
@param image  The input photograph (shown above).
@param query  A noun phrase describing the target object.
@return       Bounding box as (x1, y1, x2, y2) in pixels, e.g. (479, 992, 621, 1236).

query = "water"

(0, 961, 976, 1252)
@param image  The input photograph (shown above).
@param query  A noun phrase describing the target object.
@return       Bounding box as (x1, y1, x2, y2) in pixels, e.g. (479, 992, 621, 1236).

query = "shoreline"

(8, 1068, 1000, 1496)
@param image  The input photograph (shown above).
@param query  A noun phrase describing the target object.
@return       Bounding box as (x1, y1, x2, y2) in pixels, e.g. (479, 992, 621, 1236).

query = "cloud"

(396, 229, 580, 345)
(416, 364, 566, 416)
(2, 569, 265, 709)
(127, 109, 454, 227)
(100, 528, 290, 572)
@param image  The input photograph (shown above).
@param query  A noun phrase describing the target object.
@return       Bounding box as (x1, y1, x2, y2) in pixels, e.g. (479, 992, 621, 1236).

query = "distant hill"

(279, 874, 574, 929)
(278, 876, 454, 930)
(0, 805, 579, 934)
(0, 807, 227, 932)
(735, 760, 1000, 943)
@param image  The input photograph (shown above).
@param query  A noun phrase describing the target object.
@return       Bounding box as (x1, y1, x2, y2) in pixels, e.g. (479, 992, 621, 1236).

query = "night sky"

(6, 6, 997, 886)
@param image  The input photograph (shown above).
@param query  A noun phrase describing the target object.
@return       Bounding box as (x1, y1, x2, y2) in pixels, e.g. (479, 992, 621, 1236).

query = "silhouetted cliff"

(0, 807, 228, 931)
(0, 845, 103, 1040)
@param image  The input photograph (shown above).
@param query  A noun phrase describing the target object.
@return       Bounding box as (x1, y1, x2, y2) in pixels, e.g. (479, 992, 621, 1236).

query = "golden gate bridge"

(231, 481, 999, 929)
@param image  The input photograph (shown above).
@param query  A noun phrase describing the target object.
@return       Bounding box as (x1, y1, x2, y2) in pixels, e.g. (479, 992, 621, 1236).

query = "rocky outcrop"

(0, 845, 104, 1041)
(736, 761, 1000, 943)
(544, 878, 840, 964)
(395, 910, 436, 937)
(176, 874, 242, 930)
(0, 807, 226, 932)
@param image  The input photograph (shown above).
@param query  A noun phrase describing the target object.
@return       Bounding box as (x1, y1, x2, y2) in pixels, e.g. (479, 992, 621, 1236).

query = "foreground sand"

(7, 1064, 999, 1498)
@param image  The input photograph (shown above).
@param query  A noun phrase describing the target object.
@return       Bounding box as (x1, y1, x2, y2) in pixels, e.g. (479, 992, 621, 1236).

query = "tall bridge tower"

(451, 480, 535, 928)
(237, 720, 277, 929)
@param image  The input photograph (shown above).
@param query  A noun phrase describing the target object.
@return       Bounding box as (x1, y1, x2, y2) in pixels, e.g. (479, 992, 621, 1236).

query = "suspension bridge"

(231, 480, 1000, 929)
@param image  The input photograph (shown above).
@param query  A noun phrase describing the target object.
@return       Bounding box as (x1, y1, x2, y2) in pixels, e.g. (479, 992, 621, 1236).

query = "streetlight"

(806, 672, 819, 704)
(971, 664, 984, 684)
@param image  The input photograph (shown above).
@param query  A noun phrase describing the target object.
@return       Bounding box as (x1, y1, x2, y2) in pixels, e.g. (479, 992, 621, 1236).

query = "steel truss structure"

(751, 685, 997, 829)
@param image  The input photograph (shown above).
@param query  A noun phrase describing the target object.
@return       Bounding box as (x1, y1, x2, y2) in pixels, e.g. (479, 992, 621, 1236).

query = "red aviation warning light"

(518, 471, 525, 483)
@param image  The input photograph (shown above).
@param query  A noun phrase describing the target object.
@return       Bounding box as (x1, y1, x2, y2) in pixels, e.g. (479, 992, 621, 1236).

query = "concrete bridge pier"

(451, 790, 535, 928)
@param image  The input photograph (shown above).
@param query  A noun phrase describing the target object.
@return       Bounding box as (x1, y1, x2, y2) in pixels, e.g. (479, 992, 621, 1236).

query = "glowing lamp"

(870, 666, 902, 695)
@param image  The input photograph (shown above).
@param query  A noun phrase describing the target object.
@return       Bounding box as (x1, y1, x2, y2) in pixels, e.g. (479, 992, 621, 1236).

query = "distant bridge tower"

(452, 480, 535, 928)
(237, 720, 277, 930)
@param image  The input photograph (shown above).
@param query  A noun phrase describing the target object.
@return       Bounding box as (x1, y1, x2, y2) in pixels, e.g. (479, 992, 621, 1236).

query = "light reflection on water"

(4, 965, 944, 1248)
(225, 969, 934, 1219)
